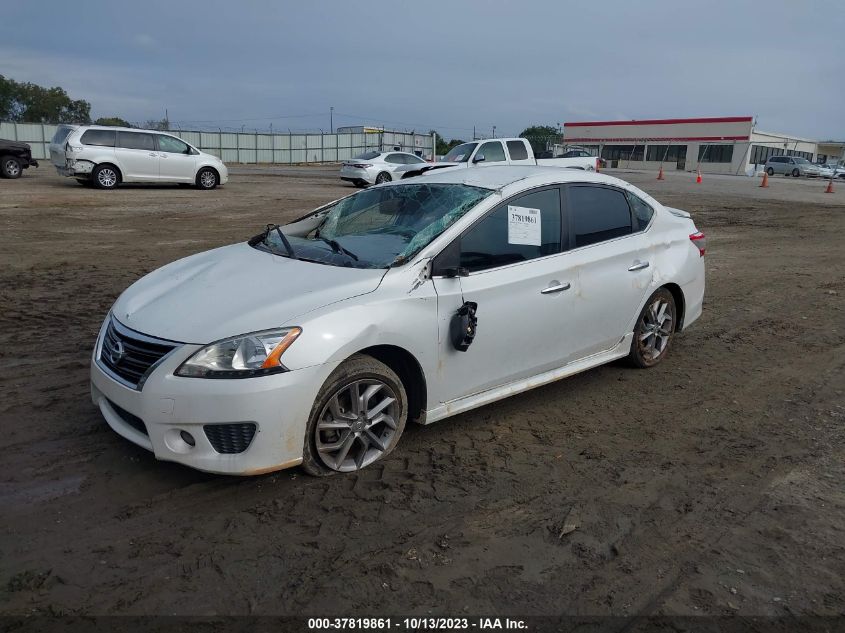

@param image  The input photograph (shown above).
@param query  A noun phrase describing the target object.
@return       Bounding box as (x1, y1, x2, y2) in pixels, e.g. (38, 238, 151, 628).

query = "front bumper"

(90, 324, 326, 475)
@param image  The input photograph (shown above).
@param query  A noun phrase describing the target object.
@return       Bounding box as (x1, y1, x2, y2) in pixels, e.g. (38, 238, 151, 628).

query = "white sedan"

(91, 166, 706, 476)
(340, 150, 428, 187)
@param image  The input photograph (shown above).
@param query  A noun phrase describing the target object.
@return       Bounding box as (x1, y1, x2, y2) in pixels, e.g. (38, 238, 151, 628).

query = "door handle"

(149, 152, 157, 157)
(628, 261, 650, 271)
(541, 282, 570, 294)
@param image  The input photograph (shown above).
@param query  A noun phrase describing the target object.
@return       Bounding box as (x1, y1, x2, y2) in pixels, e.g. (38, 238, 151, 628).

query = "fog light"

(180, 430, 196, 447)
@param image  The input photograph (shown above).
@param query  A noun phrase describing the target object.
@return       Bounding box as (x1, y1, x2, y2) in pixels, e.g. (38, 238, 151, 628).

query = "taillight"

(595, 157, 600, 172)
(689, 231, 706, 257)
(350, 163, 372, 169)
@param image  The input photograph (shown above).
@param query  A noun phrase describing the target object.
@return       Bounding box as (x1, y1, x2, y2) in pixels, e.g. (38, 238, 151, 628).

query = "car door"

(431, 186, 575, 403)
(115, 131, 159, 181)
(156, 134, 198, 182)
(559, 184, 653, 360)
(474, 141, 508, 167)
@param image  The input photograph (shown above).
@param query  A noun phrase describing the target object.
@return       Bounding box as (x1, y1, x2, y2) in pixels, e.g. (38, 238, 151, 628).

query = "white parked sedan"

(91, 166, 705, 476)
(340, 150, 428, 187)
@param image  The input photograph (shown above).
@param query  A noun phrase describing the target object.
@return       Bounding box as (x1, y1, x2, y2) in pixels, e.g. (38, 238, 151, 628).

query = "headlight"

(175, 327, 301, 378)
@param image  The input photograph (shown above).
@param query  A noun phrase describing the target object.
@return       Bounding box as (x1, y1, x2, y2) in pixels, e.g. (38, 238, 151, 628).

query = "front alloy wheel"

(303, 354, 407, 475)
(629, 288, 676, 368)
(1, 157, 22, 178)
(196, 168, 218, 189)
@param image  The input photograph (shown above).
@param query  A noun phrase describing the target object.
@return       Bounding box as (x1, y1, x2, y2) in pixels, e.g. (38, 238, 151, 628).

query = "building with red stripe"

(560, 116, 829, 175)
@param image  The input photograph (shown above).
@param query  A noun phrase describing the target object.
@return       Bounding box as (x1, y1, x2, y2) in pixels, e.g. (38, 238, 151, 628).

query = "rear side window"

(460, 188, 562, 272)
(385, 154, 405, 164)
(626, 191, 654, 232)
(506, 141, 529, 161)
(477, 141, 506, 162)
(118, 132, 155, 151)
(568, 186, 632, 247)
(80, 130, 116, 147)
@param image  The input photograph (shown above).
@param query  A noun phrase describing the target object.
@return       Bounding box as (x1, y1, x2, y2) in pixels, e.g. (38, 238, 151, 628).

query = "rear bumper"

(340, 165, 375, 184)
(56, 160, 95, 177)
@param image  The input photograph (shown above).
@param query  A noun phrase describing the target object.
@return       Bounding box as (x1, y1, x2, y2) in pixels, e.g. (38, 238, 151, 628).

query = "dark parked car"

(0, 139, 39, 178)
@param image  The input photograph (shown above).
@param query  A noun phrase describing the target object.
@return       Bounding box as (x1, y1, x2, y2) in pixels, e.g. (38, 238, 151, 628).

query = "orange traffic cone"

(696, 168, 702, 184)
(825, 179, 834, 193)
(760, 172, 769, 188)
(595, 158, 600, 173)
(657, 166, 665, 180)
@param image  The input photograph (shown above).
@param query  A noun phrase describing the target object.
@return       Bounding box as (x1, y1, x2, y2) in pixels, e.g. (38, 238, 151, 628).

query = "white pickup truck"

(394, 137, 598, 180)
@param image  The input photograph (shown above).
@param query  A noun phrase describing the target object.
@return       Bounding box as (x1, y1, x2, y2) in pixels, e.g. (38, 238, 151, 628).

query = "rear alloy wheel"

(1, 156, 22, 179)
(196, 168, 218, 189)
(628, 288, 676, 368)
(792, 168, 800, 177)
(302, 354, 407, 476)
(375, 171, 391, 184)
(93, 164, 119, 189)
(766, 167, 774, 176)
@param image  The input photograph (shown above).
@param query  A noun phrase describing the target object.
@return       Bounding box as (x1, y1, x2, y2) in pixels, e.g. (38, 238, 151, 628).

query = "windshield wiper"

(313, 236, 359, 261)
(249, 224, 297, 259)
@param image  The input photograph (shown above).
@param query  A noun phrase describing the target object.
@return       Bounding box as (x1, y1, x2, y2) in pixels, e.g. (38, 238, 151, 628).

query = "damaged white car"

(91, 166, 705, 476)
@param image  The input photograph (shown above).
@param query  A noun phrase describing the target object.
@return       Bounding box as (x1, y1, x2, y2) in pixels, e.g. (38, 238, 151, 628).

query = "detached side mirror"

(472, 153, 486, 164)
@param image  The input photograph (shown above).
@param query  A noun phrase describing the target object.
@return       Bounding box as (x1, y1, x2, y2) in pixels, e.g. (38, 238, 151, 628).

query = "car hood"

(112, 242, 386, 343)
(0, 139, 31, 151)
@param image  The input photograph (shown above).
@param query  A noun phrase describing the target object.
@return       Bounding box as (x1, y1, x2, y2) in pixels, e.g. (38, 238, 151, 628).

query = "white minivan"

(50, 125, 229, 189)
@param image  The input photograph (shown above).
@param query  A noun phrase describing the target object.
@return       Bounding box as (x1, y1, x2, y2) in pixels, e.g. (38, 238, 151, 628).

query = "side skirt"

(422, 333, 634, 425)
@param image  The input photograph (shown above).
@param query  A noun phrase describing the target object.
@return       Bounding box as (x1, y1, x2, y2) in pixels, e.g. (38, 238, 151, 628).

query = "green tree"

(430, 130, 465, 157)
(519, 125, 560, 155)
(0, 75, 91, 123)
(95, 116, 131, 127)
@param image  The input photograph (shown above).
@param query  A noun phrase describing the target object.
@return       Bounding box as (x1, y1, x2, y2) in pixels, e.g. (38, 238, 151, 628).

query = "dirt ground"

(1, 164, 843, 618)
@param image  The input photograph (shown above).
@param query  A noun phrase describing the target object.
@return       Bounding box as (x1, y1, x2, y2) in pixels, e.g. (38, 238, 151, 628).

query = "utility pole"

(330, 106, 334, 134)
(492, 125, 496, 138)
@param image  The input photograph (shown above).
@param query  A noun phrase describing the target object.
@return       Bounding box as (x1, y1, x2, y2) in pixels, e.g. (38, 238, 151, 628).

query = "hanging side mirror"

(450, 301, 478, 352)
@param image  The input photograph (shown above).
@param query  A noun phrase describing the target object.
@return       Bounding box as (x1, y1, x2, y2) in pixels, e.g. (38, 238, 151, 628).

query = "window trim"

(432, 184, 566, 277)
(562, 183, 639, 252)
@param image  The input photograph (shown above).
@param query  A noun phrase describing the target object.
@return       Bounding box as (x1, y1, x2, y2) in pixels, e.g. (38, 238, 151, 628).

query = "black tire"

(628, 288, 677, 369)
(766, 167, 774, 176)
(1, 156, 22, 179)
(195, 167, 218, 189)
(375, 171, 391, 184)
(302, 354, 408, 476)
(92, 164, 120, 189)
(792, 168, 800, 177)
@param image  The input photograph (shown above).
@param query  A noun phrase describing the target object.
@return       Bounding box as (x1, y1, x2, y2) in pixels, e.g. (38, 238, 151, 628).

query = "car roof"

(397, 165, 626, 190)
(77, 125, 176, 134)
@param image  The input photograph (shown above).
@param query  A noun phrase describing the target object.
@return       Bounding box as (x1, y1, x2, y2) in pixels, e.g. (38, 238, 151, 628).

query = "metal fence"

(0, 121, 435, 164)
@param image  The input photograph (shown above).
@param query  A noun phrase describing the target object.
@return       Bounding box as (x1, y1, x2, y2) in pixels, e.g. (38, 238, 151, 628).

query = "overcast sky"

(2, 1, 843, 139)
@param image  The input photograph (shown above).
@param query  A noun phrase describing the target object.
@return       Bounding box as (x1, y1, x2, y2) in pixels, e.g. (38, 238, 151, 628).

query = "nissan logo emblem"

(108, 340, 127, 365)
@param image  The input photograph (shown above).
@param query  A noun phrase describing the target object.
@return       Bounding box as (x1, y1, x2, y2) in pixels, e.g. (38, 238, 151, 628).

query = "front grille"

(204, 423, 257, 454)
(99, 318, 179, 389)
(108, 399, 148, 436)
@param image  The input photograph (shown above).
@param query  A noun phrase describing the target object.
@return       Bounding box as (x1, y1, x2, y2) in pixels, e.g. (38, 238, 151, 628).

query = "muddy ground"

(1, 165, 843, 618)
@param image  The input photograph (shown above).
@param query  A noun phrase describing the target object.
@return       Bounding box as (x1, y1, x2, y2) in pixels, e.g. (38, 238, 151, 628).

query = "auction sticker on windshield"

(507, 205, 541, 246)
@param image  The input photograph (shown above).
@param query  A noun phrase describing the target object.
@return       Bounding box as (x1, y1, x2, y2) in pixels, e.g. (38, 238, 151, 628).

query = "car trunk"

(49, 126, 76, 167)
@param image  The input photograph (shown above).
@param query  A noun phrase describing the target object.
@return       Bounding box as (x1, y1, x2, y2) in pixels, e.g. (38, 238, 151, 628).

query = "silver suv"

(765, 155, 820, 178)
